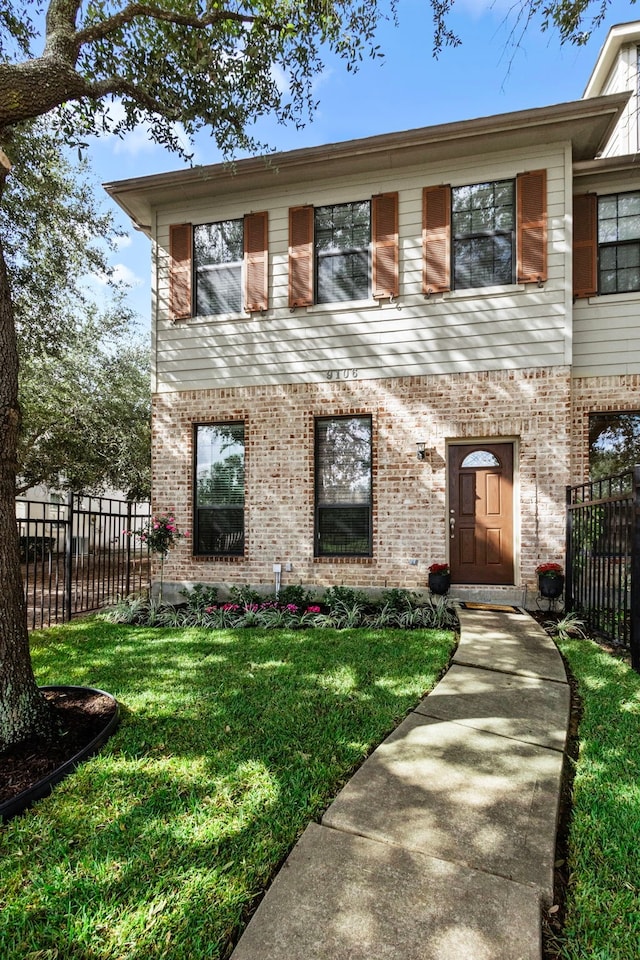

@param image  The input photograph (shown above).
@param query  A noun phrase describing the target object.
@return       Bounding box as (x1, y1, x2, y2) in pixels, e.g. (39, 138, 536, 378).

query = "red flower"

(429, 563, 449, 574)
(535, 562, 563, 577)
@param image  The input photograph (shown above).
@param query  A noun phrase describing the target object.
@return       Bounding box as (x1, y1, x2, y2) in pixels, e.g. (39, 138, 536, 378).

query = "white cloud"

(113, 234, 133, 250)
(89, 263, 144, 289)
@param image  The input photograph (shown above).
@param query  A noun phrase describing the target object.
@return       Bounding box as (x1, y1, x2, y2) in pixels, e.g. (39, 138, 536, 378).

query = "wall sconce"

(416, 442, 426, 461)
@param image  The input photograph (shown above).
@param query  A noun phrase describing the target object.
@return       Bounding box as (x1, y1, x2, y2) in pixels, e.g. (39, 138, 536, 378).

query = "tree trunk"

(0, 164, 54, 751)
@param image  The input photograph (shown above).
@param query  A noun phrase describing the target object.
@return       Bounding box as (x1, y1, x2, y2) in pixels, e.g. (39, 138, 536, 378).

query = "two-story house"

(105, 20, 640, 606)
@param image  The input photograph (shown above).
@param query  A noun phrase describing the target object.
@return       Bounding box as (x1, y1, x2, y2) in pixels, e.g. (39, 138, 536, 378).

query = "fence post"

(631, 466, 640, 672)
(64, 491, 74, 621)
(125, 501, 132, 598)
(565, 484, 573, 613)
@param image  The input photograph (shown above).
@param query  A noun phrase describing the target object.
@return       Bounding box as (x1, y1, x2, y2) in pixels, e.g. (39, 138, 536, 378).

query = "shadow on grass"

(2, 622, 455, 960)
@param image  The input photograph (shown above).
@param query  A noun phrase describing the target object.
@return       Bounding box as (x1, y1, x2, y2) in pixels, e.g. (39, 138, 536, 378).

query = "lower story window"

(315, 415, 372, 557)
(589, 411, 640, 480)
(194, 422, 245, 556)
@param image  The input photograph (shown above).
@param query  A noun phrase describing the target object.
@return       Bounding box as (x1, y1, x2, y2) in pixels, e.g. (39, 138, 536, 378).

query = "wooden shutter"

(372, 192, 399, 299)
(573, 193, 598, 299)
(423, 185, 451, 294)
(244, 211, 268, 312)
(169, 224, 192, 320)
(289, 206, 314, 308)
(517, 169, 547, 283)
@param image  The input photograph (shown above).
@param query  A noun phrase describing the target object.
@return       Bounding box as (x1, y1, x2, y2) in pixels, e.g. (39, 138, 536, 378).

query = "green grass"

(0, 619, 455, 960)
(555, 637, 640, 960)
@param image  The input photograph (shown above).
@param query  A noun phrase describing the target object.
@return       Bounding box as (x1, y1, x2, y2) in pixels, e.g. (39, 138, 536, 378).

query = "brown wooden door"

(448, 443, 514, 585)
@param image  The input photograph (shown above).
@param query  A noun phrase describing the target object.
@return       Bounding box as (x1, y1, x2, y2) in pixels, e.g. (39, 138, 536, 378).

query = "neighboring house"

(105, 20, 640, 605)
(16, 484, 148, 558)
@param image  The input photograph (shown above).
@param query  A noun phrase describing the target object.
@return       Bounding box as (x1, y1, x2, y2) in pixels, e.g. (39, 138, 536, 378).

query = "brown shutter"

(289, 205, 314, 308)
(573, 193, 598, 299)
(372, 192, 399, 299)
(423, 185, 451, 294)
(517, 169, 547, 283)
(244, 211, 268, 312)
(169, 223, 192, 320)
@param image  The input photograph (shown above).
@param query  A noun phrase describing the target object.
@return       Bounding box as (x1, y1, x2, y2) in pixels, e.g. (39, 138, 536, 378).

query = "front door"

(448, 442, 514, 585)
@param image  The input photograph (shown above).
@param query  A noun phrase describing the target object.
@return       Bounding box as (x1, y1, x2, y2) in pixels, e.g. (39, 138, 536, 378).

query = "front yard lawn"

(554, 636, 640, 960)
(0, 620, 455, 959)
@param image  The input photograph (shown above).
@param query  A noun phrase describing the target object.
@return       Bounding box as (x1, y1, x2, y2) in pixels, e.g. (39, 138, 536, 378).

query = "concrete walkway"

(230, 607, 570, 960)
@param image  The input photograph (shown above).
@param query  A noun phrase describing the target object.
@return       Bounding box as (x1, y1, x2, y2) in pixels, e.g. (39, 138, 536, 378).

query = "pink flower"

(306, 605, 321, 613)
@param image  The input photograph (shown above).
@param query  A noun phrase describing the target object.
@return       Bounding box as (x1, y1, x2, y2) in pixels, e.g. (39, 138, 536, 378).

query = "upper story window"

(169, 213, 268, 320)
(194, 422, 245, 556)
(315, 415, 372, 557)
(598, 192, 640, 294)
(452, 180, 515, 289)
(424, 170, 547, 295)
(315, 202, 371, 303)
(289, 193, 398, 308)
(194, 219, 243, 315)
(574, 190, 640, 299)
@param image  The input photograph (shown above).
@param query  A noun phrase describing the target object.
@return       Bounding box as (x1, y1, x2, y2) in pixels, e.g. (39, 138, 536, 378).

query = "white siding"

(599, 43, 639, 158)
(152, 144, 571, 393)
(573, 170, 640, 376)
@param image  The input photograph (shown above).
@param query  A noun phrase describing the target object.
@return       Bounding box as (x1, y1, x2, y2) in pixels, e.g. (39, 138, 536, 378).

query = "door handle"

(449, 515, 455, 538)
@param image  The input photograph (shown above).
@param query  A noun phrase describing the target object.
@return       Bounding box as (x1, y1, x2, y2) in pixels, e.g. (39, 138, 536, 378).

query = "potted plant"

(535, 562, 564, 600)
(428, 562, 451, 595)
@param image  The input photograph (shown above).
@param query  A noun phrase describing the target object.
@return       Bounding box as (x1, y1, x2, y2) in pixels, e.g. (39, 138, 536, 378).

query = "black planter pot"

(538, 574, 564, 600)
(428, 572, 451, 596)
(0, 686, 120, 823)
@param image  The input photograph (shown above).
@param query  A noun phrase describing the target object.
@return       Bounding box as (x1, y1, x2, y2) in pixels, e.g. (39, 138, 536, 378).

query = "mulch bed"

(0, 688, 117, 806)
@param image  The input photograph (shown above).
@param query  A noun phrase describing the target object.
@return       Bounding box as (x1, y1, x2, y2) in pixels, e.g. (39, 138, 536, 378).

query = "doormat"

(459, 602, 523, 614)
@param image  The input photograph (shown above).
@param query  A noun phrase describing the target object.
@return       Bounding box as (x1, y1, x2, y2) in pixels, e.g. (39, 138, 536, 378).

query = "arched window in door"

(460, 450, 500, 469)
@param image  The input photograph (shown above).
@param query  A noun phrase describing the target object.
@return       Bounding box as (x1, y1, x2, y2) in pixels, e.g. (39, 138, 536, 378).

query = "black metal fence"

(566, 467, 640, 670)
(16, 494, 151, 629)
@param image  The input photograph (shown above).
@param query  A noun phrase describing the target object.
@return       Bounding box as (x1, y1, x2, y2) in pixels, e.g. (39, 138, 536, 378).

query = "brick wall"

(152, 366, 571, 597)
(572, 374, 640, 482)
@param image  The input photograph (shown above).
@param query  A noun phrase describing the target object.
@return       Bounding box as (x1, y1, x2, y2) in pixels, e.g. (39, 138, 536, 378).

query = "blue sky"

(90, 0, 640, 324)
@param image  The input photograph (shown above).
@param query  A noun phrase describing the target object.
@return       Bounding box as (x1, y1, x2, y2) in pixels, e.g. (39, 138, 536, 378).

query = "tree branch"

(75, 2, 266, 47)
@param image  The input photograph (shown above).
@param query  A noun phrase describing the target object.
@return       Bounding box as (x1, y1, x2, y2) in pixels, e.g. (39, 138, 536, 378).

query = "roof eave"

(105, 93, 629, 236)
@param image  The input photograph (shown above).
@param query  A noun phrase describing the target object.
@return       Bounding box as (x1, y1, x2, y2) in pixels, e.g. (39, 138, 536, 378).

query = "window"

(288, 194, 397, 308)
(424, 171, 546, 294)
(169, 212, 268, 320)
(315, 201, 371, 303)
(452, 180, 515, 289)
(589, 411, 640, 480)
(315, 415, 372, 557)
(194, 219, 244, 315)
(194, 423, 245, 556)
(598, 192, 640, 294)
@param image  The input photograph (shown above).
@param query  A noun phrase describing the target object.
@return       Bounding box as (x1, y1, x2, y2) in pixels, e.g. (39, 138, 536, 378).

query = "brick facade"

(152, 365, 571, 600)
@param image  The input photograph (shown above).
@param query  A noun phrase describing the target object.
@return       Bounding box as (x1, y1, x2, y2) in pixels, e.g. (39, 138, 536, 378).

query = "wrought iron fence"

(15, 494, 151, 629)
(566, 467, 640, 670)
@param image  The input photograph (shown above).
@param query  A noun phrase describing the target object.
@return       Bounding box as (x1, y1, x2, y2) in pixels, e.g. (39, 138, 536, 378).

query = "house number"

(326, 369, 358, 381)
